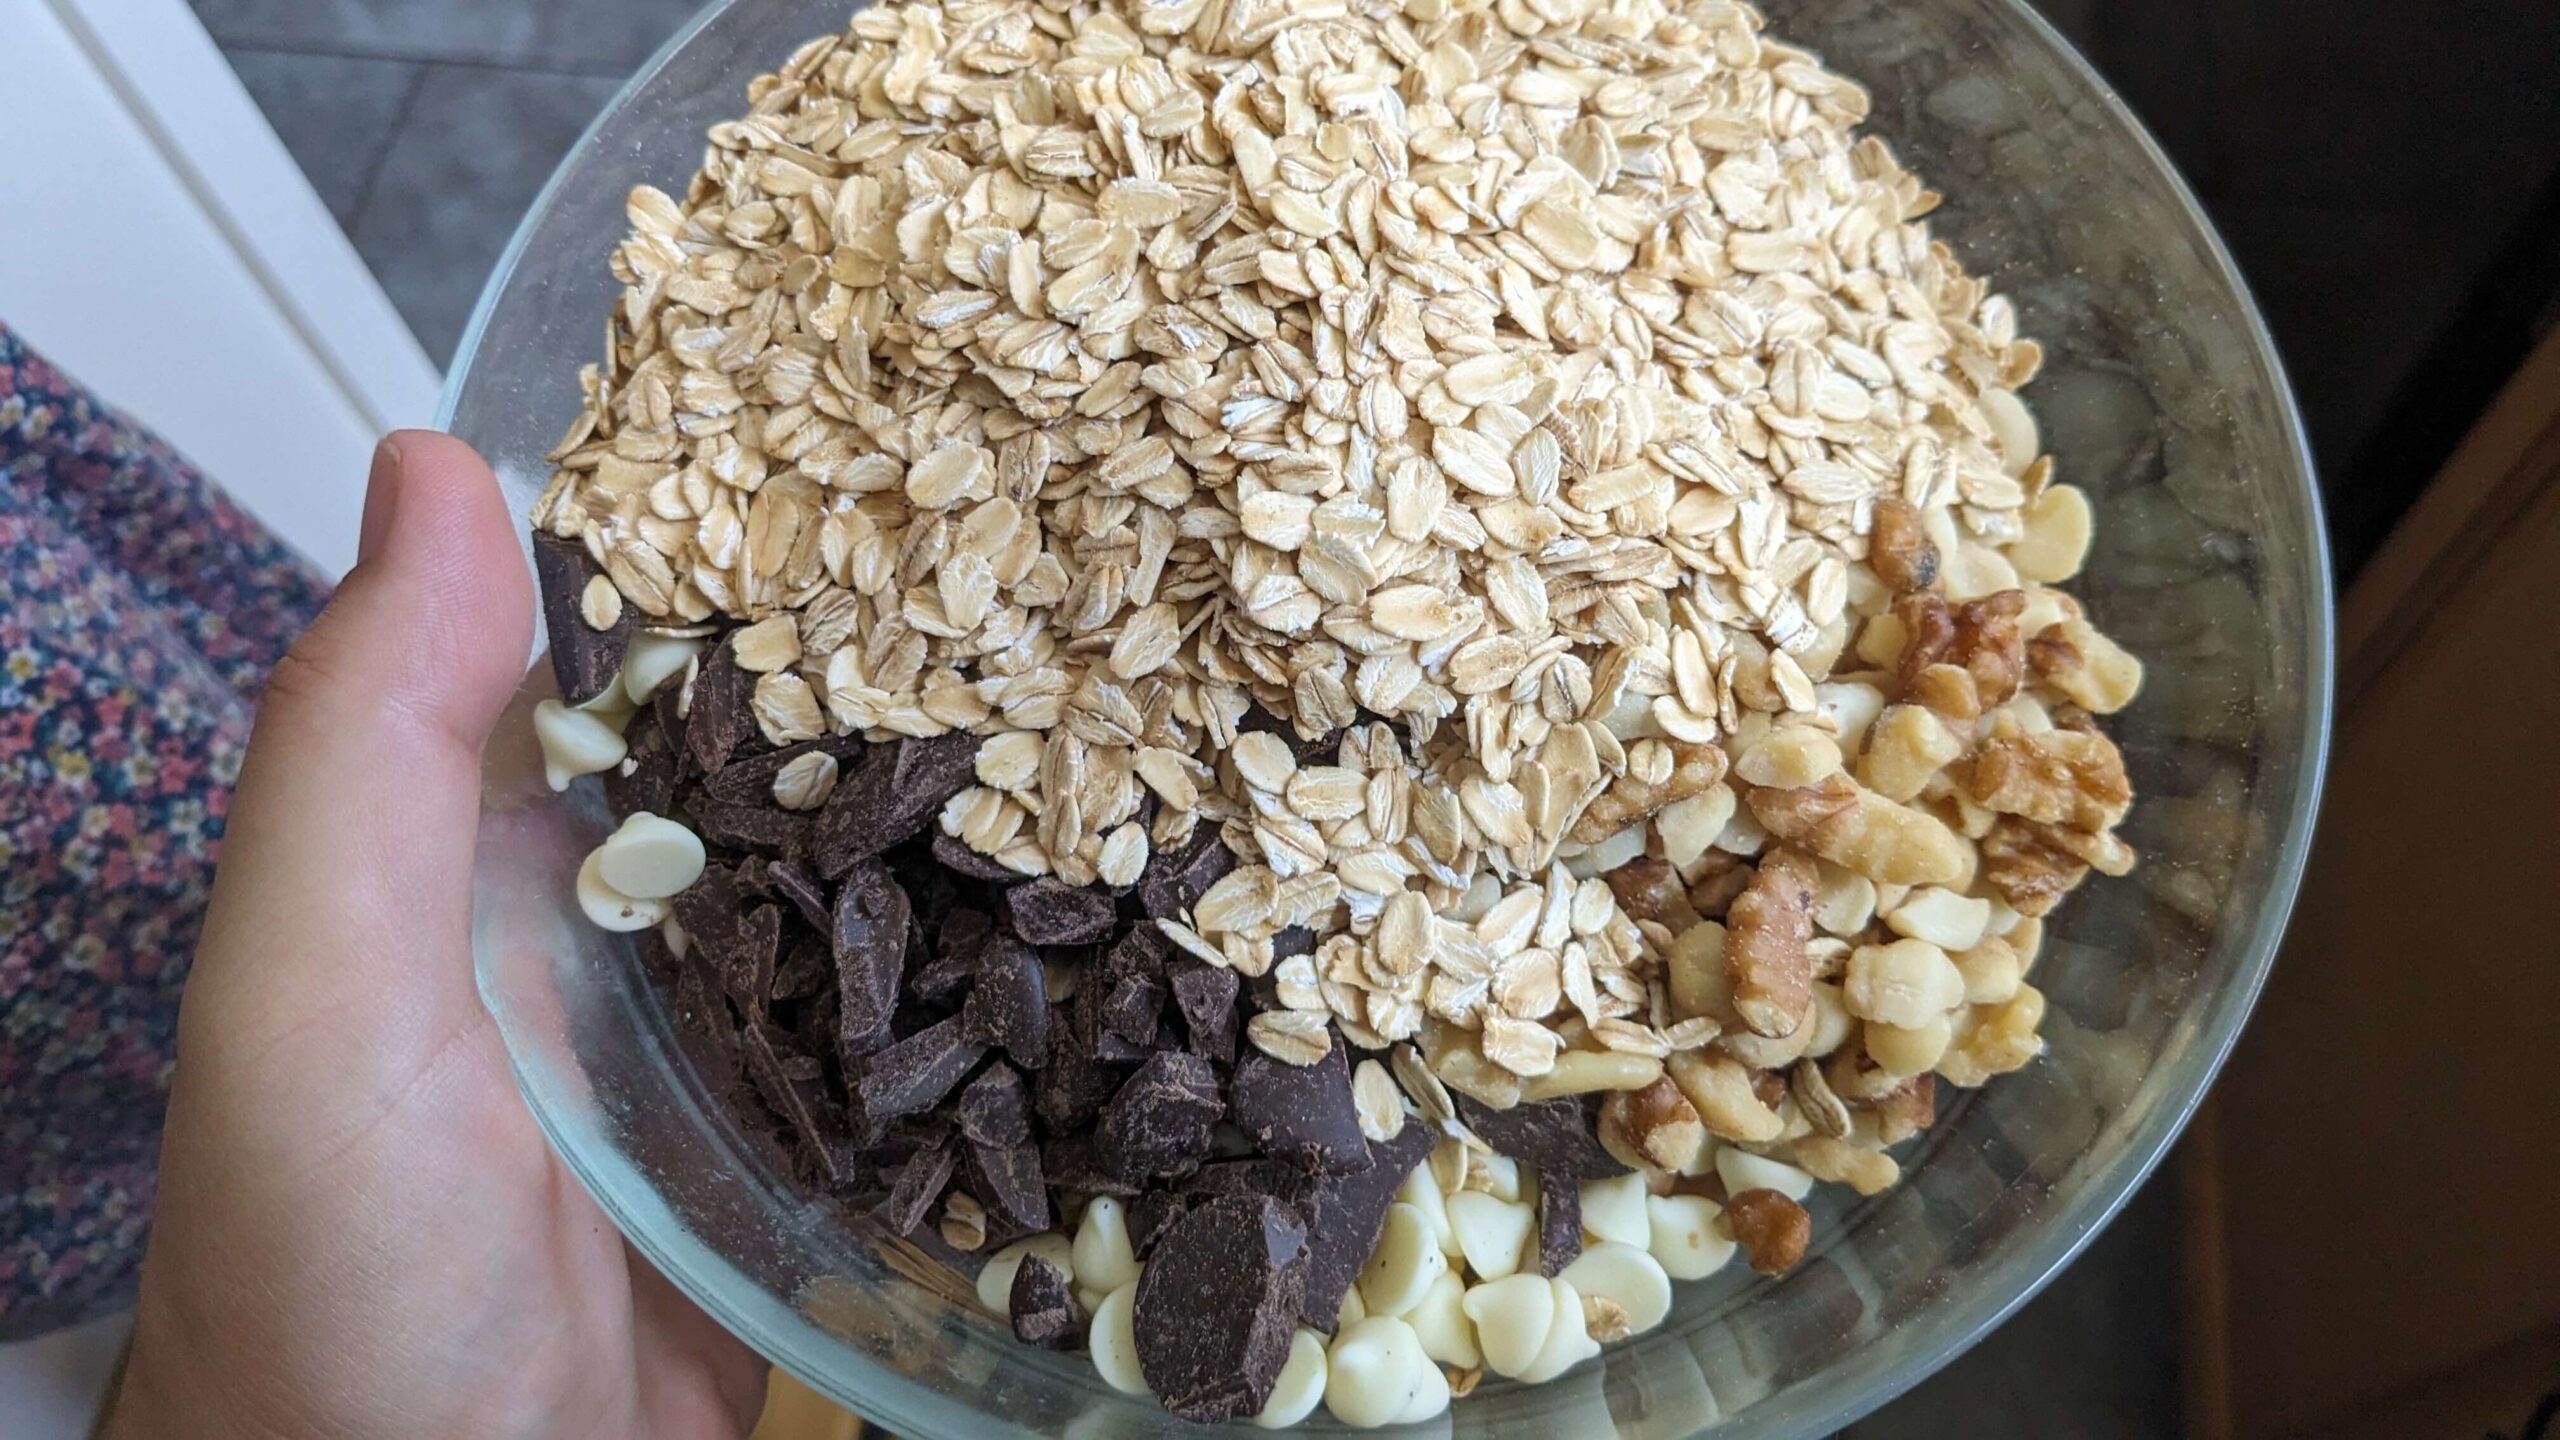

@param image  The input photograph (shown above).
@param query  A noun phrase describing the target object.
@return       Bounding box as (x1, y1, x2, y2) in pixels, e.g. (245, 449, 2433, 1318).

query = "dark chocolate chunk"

(883, 1139, 957, 1235)
(833, 861, 911, 1061)
(1099, 1050, 1223, 1181)
(1451, 1094, 1630, 1181)
(532, 531, 634, 705)
(1009, 1256, 1086, 1350)
(1128, 1191, 1190, 1260)
(1231, 1043, 1370, 1175)
(856, 1015, 987, 1122)
(931, 831, 1021, 881)
(682, 792, 809, 854)
(1297, 1122, 1436, 1332)
(684, 640, 756, 777)
(740, 1022, 857, 1189)
(1036, 1021, 1128, 1135)
(701, 735, 864, 807)
(767, 859, 832, 933)
(811, 732, 978, 878)
(1169, 963, 1240, 1063)
(1138, 826, 1233, 920)
(905, 945, 978, 1009)
(955, 1063, 1031, 1148)
(1133, 1194, 1311, 1421)
(1097, 969, 1166, 1050)
(938, 908, 996, 971)
(961, 936, 1050, 1068)
(705, 903, 781, 1016)
(1180, 1157, 1319, 1208)
(772, 938, 830, 1002)
(1269, 925, 1317, 962)
(602, 712, 677, 819)
(969, 1136, 1051, 1232)
(1041, 1133, 1141, 1198)
(1536, 1170, 1584, 1277)
(999, 878, 1119, 946)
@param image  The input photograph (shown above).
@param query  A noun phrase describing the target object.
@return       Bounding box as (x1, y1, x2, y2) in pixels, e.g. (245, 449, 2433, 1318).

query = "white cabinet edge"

(41, 0, 444, 433)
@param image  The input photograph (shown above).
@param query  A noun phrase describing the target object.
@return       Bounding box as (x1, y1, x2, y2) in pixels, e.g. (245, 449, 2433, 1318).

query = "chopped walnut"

(1964, 711, 2132, 832)
(1869, 496, 1940, 594)
(1976, 815, 2091, 917)
(1896, 589, 2025, 716)
(1725, 848, 1818, 1038)
(1605, 856, 1694, 928)
(1687, 852, 1754, 918)
(1867, 1073, 1937, 1145)
(1952, 590, 2027, 708)
(1723, 1188, 1812, 1274)
(1601, 1076, 1711, 1174)
(1569, 739, 1728, 846)
(1745, 775, 1968, 888)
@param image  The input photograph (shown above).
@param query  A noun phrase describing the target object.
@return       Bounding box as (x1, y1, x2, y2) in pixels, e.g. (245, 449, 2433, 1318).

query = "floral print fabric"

(0, 320, 329, 1336)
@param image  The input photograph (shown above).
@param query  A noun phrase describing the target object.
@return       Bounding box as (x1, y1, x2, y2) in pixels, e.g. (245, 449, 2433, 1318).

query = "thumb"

(185, 431, 533, 1094)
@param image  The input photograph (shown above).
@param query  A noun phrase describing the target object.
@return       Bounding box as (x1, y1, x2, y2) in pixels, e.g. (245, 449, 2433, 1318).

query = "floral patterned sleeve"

(0, 319, 330, 1336)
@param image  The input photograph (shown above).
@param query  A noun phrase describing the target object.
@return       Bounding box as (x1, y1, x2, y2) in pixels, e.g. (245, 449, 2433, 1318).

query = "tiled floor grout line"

(340, 63, 433, 238)
(213, 36, 639, 83)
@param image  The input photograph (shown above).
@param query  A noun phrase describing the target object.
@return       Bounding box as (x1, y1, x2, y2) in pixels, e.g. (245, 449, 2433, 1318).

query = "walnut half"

(1725, 847, 1818, 1038)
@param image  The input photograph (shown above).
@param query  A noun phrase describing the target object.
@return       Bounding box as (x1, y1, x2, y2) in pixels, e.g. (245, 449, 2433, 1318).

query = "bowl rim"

(438, 0, 2336, 1432)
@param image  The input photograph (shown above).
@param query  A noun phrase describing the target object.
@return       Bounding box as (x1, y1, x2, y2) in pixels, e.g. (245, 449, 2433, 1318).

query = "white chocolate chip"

(1467, 1152, 1525, 1203)
(1356, 1203, 1447, 1318)
(1446, 1191, 1534, 1283)
(1252, 1328, 1329, 1429)
(1579, 1174, 1652, 1249)
(619, 633, 701, 704)
(534, 698, 627, 792)
(575, 849, 667, 932)
(594, 812, 707, 899)
(1403, 1270, 1480, 1369)
(1336, 1284, 1366, 1329)
(660, 916, 689, 960)
(1395, 1160, 1463, 1261)
(1716, 1148, 1817, 1202)
(1460, 1272, 1555, 1379)
(1072, 1197, 1140, 1311)
(1558, 1242, 1673, 1335)
(1089, 1282, 1149, 1397)
(1322, 1317, 1447, 1427)
(1645, 1194, 1738, 1281)
(975, 1233, 1074, 1315)
(1517, 1277, 1602, 1384)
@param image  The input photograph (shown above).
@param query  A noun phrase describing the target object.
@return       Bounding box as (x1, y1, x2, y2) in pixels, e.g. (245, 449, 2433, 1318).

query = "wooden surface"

(2184, 323, 2560, 1437)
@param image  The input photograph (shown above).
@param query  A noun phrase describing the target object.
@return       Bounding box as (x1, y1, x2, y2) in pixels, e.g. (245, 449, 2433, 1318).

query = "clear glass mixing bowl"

(442, 0, 2331, 1433)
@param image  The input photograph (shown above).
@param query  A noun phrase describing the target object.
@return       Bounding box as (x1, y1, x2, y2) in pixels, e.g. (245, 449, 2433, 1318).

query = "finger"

(187, 431, 532, 1078)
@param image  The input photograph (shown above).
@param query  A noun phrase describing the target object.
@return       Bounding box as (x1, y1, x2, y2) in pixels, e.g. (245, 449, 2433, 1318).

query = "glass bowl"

(442, 0, 2331, 1433)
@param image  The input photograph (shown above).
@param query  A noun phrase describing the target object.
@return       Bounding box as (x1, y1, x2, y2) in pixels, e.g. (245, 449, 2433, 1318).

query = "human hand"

(106, 434, 765, 1439)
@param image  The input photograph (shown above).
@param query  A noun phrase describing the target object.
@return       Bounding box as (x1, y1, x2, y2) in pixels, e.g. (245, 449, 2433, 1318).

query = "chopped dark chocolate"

(1237, 704, 1341, 766)
(969, 1136, 1051, 1232)
(1231, 1043, 1370, 1174)
(772, 938, 830, 1002)
(938, 908, 996, 973)
(1132, 1194, 1311, 1422)
(961, 936, 1049, 1068)
(706, 904, 781, 1016)
(701, 735, 864, 807)
(856, 1014, 987, 1122)
(532, 531, 633, 705)
(1096, 969, 1165, 1051)
(1452, 1094, 1630, 1181)
(931, 831, 1021, 881)
(1269, 925, 1317, 962)
(681, 792, 809, 854)
(833, 861, 910, 1061)
(602, 713, 677, 820)
(1128, 1191, 1190, 1260)
(1009, 1255, 1086, 1350)
(811, 732, 978, 878)
(1040, 1133, 1141, 1198)
(683, 640, 756, 777)
(1036, 1020, 1127, 1135)
(1536, 1170, 1583, 1277)
(1098, 1051, 1222, 1181)
(1168, 963, 1239, 1062)
(739, 1022, 857, 1189)
(758, 860, 825, 933)
(1296, 1122, 1436, 1333)
(955, 1064, 1031, 1148)
(882, 1139, 957, 1235)
(998, 878, 1119, 946)
(1138, 826, 1233, 920)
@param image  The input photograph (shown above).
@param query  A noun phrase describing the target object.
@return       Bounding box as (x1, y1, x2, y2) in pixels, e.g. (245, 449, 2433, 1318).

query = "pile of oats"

(538, 0, 2145, 1150)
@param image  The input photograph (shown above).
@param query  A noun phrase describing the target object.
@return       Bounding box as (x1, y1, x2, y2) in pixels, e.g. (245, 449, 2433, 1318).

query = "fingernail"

(358, 436, 404, 565)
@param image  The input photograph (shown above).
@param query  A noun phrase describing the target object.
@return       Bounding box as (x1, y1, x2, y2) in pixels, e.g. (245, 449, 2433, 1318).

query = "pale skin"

(106, 433, 765, 1439)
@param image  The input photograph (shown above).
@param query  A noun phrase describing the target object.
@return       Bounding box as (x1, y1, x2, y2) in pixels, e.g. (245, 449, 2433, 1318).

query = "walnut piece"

(1869, 496, 1940, 594)
(1963, 712, 2133, 832)
(1745, 774, 1967, 888)
(1600, 1076, 1711, 1174)
(1723, 1188, 1812, 1274)
(1569, 740, 1728, 846)
(1725, 848, 1818, 1038)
